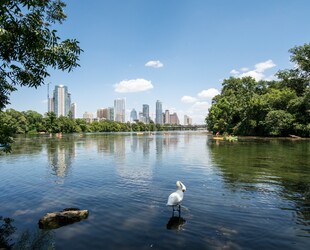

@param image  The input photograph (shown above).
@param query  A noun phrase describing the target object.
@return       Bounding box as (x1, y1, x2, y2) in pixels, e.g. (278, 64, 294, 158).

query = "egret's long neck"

(176, 189, 183, 197)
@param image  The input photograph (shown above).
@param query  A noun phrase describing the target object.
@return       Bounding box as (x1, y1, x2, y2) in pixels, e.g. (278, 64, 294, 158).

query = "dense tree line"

(206, 43, 310, 137)
(0, 110, 168, 135)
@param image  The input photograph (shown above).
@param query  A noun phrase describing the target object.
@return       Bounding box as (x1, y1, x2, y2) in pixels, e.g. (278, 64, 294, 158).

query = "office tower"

(155, 100, 163, 124)
(142, 104, 150, 124)
(97, 108, 109, 120)
(83, 112, 93, 123)
(114, 98, 125, 123)
(48, 97, 54, 113)
(164, 110, 170, 124)
(184, 115, 192, 125)
(170, 112, 180, 125)
(139, 112, 145, 123)
(70, 103, 77, 119)
(130, 109, 138, 121)
(52, 85, 71, 117)
(107, 107, 114, 121)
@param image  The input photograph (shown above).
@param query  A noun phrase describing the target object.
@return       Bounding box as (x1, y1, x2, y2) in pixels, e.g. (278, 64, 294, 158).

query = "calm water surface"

(0, 132, 309, 249)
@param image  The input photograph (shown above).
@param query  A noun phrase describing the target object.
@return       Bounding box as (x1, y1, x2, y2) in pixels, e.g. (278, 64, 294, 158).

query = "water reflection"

(1, 133, 310, 249)
(10, 135, 44, 155)
(46, 138, 75, 177)
(166, 216, 186, 231)
(0, 216, 54, 249)
(208, 138, 310, 237)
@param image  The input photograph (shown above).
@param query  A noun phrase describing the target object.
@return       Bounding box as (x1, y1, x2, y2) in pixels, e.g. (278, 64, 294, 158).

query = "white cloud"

(192, 101, 210, 110)
(180, 87, 220, 124)
(145, 60, 164, 68)
(181, 95, 197, 103)
(230, 69, 239, 75)
(230, 59, 276, 81)
(114, 79, 153, 93)
(255, 59, 276, 73)
(239, 70, 264, 81)
(198, 88, 220, 99)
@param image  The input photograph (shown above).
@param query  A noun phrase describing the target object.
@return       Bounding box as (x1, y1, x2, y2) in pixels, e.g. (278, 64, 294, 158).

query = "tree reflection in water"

(0, 217, 54, 250)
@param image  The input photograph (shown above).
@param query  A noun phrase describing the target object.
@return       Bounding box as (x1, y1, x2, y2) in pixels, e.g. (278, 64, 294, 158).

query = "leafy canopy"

(206, 43, 310, 137)
(0, 0, 82, 110)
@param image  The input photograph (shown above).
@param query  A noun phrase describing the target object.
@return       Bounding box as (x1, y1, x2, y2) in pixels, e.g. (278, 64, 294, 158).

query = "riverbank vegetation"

(206, 43, 310, 137)
(0, 109, 192, 136)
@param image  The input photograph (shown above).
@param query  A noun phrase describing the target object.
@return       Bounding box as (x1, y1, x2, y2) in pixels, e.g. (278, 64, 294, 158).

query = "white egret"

(167, 181, 186, 215)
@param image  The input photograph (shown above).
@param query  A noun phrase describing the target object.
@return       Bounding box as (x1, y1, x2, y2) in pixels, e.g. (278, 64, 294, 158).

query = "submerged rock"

(38, 208, 89, 229)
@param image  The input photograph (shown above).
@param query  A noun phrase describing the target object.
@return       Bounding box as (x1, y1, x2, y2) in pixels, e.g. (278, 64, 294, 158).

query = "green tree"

(0, 0, 82, 147)
(43, 112, 59, 133)
(23, 110, 43, 133)
(206, 43, 310, 137)
(263, 110, 294, 136)
(58, 115, 76, 133)
(277, 43, 310, 96)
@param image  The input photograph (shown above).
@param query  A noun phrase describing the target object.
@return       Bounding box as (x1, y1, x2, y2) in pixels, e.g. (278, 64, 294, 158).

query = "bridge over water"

(163, 124, 208, 131)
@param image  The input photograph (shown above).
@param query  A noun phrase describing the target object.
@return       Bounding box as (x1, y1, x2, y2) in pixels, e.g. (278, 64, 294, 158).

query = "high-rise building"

(130, 109, 138, 121)
(97, 108, 108, 120)
(170, 112, 180, 125)
(97, 107, 114, 121)
(164, 110, 170, 124)
(50, 85, 71, 117)
(48, 97, 54, 113)
(114, 98, 125, 123)
(139, 112, 145, 123)
(155, 100, 163, 124)
(184, 115, 192, 125)
(70, 103, 76, 119)
(142, 104, 150, 124)
(83, 112, 93, 123)
(107, 107, 114, 121)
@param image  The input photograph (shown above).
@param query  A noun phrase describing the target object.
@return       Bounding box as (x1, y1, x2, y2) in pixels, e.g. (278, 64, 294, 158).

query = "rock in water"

(38, 208, 89, 229)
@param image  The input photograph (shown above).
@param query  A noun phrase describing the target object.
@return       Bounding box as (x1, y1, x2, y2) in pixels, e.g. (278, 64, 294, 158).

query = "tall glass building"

(142, 104, 150, 124)
(114, 98, 125, 123)
(155, 100, 163, 124)
(50, 85, 71, 117)
(130, 108, 137, 121)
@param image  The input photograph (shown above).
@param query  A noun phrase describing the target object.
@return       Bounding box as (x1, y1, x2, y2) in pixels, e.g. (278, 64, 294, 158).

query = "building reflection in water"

(44, 133, 193, 183)
(46, 138, 76, 177)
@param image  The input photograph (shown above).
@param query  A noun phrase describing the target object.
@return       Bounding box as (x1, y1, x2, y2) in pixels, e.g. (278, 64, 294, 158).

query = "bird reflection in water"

(166, 215, 186, 231)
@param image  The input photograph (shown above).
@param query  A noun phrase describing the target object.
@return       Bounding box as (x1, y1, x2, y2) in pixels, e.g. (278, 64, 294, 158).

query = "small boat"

(213, 136, 224, 140)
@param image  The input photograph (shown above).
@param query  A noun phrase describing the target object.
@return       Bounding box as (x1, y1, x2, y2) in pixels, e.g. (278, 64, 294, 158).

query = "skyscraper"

(50, 85, 71, 117)
(164, 110, 170, 124)
(107, 107, 114, 121)
(130, 109, 137, 121)
(114, 98, 125, 123)
(170, 112, 180, 125)
(142, 104, 150, 124)
(155, 100, 163, 124)
(83, 112, 93, 123)
(97, 108, 109, 120)
(70, 103, 76, 119)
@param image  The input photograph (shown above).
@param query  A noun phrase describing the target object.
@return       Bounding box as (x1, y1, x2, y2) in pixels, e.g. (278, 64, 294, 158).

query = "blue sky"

(7, 0, 310, 124)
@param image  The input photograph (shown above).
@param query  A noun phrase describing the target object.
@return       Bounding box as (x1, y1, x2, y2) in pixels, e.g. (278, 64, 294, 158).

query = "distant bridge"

(163, 124, 208, 131)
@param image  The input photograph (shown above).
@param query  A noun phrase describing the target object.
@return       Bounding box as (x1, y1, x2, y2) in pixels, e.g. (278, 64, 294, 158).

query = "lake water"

(0, 132, 309, 249)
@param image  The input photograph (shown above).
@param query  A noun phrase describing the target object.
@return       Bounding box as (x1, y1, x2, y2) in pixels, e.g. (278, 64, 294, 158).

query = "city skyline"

(47, 83, 191, 124)
(6, 1, 310, 124)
